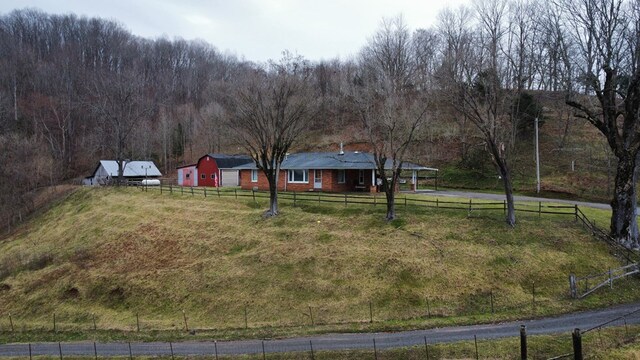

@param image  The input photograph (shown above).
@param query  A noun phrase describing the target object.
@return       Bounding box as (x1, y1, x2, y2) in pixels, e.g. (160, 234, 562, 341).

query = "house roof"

(200, 154, 254, 169)
(95, 160, 162, 177)
(234, 152, 437, 171)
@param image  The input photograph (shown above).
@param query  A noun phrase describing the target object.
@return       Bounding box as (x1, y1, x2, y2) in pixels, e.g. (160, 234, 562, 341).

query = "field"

(0, 187, 638, 343)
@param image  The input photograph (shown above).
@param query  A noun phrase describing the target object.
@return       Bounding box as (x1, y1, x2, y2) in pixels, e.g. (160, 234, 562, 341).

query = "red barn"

(177, 154, 253, 187)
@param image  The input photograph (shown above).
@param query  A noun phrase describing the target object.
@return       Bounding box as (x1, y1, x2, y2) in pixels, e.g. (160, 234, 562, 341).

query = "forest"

(1, 1, 639, 244)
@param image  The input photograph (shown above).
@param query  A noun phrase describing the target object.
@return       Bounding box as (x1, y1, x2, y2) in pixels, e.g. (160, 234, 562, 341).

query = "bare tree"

(559, 0, 640, 248)
(88, 68, 155, 184)
(440, 0, 519, 227)
(227, 52, 318, 216)
(354, 16, 431, 221)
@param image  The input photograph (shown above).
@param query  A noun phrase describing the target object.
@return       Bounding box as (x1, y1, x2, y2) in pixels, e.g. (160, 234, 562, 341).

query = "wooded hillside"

(0, 1, 632, 231)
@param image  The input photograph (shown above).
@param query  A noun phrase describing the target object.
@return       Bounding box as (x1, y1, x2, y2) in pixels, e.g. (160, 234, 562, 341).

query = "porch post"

(413, 170, 417, 192)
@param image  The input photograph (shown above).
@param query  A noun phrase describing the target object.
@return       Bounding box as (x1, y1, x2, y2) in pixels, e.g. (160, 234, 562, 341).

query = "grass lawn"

(0, 187, 638, 343)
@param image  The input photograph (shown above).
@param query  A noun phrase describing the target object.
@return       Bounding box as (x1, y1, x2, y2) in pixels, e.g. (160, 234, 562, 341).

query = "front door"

(314, 170, 322, 189)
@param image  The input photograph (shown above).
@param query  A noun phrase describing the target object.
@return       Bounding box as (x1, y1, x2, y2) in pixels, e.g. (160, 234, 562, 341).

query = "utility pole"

(535, 117, 540, 194)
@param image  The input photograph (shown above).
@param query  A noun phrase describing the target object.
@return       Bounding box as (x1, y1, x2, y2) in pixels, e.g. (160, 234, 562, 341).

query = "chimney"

(339, 142, 344, 155)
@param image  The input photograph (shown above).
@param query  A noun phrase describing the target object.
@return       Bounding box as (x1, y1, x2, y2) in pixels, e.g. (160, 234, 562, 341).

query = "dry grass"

(0, 187, 637, 338)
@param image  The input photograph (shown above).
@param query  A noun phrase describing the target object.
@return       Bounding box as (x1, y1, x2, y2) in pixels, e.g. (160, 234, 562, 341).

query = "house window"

(287, 169, 308, 183)
(358, 170, 365, 184)
(337, 170, 346, 184)
(186, 173, 190, 179)
(201, 173, 206, 179)
(211, 174, 216, 179)
(251, 169, 258, 182)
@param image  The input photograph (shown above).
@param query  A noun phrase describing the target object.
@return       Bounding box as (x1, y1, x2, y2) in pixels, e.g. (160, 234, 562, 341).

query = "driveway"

(414, 189, 612, 210)
(1, 302, 639, 357)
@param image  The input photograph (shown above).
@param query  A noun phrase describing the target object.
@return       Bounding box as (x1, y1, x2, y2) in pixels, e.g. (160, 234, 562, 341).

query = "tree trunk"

(265, 170, 279, 217)
(269, 186, 279, 216)
(385, 187, 396, 221)
(497, 161, 516, 227)
(610, 153, 639, 249)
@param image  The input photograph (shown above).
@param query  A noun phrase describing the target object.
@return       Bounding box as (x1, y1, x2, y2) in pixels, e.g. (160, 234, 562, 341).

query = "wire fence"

(1, 307, 639, 359)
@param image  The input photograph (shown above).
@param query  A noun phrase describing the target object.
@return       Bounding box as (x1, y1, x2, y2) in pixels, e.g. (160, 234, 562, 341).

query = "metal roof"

(96, 160, 162, 177)
(234, 152, 436, 171)
(204, 154, 253, 169)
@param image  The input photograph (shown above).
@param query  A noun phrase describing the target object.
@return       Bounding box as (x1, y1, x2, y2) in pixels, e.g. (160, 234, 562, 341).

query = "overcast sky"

(3, 0, 470, 63)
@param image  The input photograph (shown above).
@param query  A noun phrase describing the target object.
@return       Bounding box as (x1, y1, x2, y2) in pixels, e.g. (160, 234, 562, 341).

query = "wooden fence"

(570, 263, 640, 299)
(146, 184, 578, 217)
(574, 207, 639, 264)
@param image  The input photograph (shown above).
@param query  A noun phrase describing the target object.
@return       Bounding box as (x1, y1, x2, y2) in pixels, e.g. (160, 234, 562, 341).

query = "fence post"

(53, 313, 56, 332)
(574, 205, 578, 222)
(474, 334, 479, 360)
(181, 187, 184, 195)
(136, 313, 140, 332)
(293, 191, 296, 206)
(252, 189, 255, 202)
(490, 291, 494, 314)
(217, 187, 220, 198)
(170, 185, 172, 194)
(160, 185, 163, 195)
(569, 274, 577, 299)
(404, 196, 407, 207)
(235, 189, 238, 199)
(520, 325, 527, 360)
(426, 297, 431, 318)
(204, 188, 207, 197)
(468, 199, 472, 214)
(504, 200, 506, 215)
(436, 198, 439, 209)
(8, 314, 13, 332)
(538, 201, 542, 217)
(182, 310, 189, 332)
(572, 328, 583, 360)
(374, 195, 377, 206)
(369, 300, 373, 323)
(373, 338, 378, 360)
(532, 282, 536, 314)
(309, 340, 315, 360)
(344, 194, 347, 206)
(424, 336, 430, 360)
(191, 187, 194, 195)
(609, 268, 613, 289)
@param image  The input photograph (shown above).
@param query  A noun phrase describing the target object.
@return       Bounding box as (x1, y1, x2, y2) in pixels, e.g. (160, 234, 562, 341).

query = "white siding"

(221, 170, 239, 186)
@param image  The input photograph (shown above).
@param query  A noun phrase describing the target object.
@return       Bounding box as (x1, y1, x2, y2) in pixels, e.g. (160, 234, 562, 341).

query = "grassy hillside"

(0, 187, 637, 341)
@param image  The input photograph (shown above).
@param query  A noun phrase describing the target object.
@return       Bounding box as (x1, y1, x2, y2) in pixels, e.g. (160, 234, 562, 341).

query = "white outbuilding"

(83, 160, 162, 186)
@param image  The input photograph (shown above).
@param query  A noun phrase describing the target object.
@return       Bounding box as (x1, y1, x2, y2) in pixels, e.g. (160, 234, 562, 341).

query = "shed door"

(221, 170, 239, 186)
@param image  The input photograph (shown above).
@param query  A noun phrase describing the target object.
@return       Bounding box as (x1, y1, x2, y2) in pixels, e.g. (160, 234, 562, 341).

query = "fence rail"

(570, 263, 640, 299)
(147, 184, 578, 217)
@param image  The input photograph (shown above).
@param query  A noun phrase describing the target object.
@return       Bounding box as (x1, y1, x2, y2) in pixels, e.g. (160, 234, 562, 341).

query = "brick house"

(235, 151, 436, 193)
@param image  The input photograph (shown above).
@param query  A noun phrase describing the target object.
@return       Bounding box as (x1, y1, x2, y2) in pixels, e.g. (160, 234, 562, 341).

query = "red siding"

(197, 155, 220, 187)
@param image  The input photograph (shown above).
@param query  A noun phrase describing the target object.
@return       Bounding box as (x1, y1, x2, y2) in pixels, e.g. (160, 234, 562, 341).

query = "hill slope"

(0, 188, 636, 338)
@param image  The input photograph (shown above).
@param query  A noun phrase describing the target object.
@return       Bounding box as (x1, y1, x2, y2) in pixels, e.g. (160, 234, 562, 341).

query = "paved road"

(415, 189, 612, 210)
(2, 303, 639, 357)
